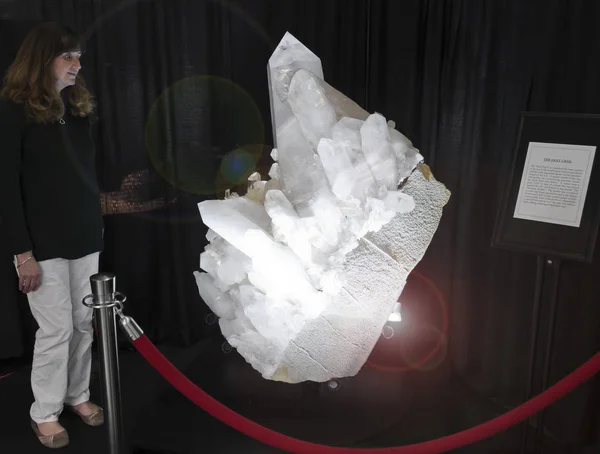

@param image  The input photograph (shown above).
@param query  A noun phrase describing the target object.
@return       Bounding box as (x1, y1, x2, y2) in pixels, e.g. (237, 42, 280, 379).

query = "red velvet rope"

(0, 372, 15, 381)
(133, 334, 600, 453)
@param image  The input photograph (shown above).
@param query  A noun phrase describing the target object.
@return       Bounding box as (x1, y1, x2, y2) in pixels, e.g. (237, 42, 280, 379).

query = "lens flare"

(367, 271, 449, 373)
(219, 148, 258, 185)
(145, 76, 264, 195)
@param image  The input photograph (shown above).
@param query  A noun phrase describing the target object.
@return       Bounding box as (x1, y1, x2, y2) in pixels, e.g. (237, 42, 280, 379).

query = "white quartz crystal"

(194, 32, 450, 382)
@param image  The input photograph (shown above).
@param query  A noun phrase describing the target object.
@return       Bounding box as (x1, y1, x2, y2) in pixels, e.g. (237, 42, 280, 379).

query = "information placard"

(492, 113, 600, 262)
(513, 142, 596, 227)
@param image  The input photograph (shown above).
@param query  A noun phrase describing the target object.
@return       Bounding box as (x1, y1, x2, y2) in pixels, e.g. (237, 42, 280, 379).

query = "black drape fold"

(366, 0, 600, 450)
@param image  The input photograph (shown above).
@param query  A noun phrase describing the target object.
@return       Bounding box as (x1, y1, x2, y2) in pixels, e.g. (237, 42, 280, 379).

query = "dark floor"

(0, 335, 572, 454)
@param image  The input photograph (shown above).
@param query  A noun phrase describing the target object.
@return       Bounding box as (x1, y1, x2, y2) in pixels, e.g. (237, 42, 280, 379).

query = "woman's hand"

(16, 252, 42, 293)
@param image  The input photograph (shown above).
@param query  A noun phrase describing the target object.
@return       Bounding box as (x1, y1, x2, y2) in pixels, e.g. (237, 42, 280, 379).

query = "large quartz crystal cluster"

(194, 32, 450, 383)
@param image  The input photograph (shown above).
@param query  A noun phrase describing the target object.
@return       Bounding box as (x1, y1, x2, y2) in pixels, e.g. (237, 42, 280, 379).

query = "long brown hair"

(0, 22, 94, 123)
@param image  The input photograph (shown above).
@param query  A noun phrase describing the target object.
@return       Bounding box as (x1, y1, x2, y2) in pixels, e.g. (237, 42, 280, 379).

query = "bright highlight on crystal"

(388, 302, 402, 323)
(194, 32, 450, 383)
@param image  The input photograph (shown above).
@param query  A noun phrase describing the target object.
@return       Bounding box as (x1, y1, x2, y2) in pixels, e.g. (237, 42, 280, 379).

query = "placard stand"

(492, 112, 600, 453)
(518, 256, 561, 453)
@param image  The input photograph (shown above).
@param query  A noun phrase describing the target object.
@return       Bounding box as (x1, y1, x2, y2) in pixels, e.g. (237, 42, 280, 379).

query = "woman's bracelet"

(17, 254, 34, 268)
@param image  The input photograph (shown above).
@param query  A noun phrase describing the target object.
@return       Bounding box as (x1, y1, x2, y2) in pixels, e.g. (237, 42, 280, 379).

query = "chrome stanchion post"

(83, 273, 125, 454)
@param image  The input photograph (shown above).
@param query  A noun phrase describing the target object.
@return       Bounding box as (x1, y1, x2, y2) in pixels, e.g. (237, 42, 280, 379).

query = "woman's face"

(52, 50, 82, 92)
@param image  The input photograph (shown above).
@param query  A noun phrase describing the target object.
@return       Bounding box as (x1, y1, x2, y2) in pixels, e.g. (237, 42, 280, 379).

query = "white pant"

(23, 252, 100, 423)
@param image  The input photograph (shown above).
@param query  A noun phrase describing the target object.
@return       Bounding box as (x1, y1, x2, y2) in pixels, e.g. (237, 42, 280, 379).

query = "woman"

(0, 22, 105, 449)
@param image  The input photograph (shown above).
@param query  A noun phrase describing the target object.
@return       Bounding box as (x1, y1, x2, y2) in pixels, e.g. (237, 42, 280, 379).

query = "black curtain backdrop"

(1, 0, 599, 451)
